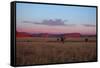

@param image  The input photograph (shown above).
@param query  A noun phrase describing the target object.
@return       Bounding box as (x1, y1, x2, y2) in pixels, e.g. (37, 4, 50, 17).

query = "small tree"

(85, 38, 88, 42)
(60, 37, 64, 43)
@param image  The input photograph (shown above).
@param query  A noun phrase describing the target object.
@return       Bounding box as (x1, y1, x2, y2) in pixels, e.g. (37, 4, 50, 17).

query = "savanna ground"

(16, 37, 97, 65)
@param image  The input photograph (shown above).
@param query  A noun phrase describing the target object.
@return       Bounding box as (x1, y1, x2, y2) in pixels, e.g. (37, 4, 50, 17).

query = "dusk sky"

(16, 3, 96, 35)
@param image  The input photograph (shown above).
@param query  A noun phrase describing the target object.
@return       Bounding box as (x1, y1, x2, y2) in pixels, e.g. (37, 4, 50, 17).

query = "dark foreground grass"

(16, 37, 97, 65)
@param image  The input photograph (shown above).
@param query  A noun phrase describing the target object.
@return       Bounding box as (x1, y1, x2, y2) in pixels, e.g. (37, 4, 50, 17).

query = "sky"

(16, 3, 96, 35)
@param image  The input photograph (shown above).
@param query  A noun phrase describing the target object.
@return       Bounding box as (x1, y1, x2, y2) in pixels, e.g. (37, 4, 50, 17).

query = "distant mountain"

(32, 33, 81, 38)
(16, 31, 96, 38)
(32, 33, 61, 37)
(81, 34, 96, 37)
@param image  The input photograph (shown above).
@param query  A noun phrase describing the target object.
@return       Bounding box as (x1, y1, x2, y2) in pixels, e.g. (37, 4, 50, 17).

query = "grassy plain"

(16, 37, 97, 65)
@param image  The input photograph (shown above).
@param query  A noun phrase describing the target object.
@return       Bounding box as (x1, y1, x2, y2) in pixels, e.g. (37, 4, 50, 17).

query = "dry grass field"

(16, 37, 97, 65)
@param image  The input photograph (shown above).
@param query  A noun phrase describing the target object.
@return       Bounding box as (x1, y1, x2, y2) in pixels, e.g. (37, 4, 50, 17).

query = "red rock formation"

(16, 31, 32, 37)
(64, 33, 80, 38)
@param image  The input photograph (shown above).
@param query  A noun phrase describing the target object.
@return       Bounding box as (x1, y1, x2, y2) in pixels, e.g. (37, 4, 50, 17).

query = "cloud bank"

(23, 19, 76, 26)
(82, 24, 96, 27)
(23, 19, 96, 27)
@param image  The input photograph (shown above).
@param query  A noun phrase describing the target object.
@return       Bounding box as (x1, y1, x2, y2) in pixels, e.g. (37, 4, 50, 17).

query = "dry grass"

(16, 37, 97, 65)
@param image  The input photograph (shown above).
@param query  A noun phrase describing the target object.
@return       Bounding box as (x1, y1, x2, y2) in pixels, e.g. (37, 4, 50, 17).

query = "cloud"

(22, 19, 76, 26)
(23, 21, 36, 24)
(82, 24, 96, 27)
(34, 19, 66, 26)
